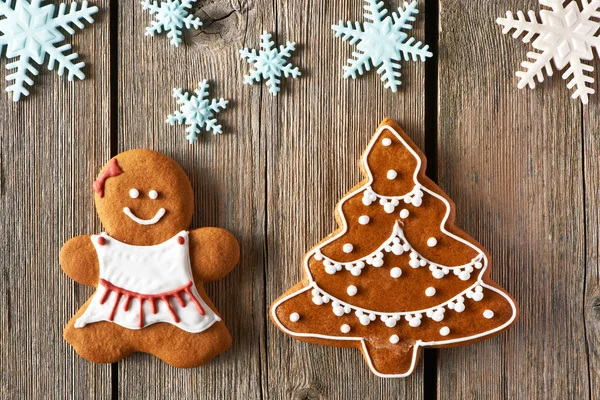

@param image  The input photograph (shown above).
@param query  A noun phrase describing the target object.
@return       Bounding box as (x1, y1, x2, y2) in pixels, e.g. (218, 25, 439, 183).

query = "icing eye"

(129, 188, 139, 199)
(149, 190, 158, 200)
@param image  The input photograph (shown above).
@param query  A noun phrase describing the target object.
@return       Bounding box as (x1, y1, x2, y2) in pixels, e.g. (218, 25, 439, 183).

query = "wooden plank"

(117, 1, 266, 398)
(264, 1, 426, 397)
(438, 0, 589, 398)
(583, 66, 600, 398)
(0, 0, 112, 398)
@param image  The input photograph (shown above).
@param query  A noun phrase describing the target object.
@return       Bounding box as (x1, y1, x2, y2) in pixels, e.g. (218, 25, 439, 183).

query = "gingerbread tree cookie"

(61, 149, 239, 367)
(270, 119, 518, 377)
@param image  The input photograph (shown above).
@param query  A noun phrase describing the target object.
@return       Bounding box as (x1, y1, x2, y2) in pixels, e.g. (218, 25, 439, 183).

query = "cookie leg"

(136, 321, 232, 368)
(64, 316, 135, 364)
(361, 340, 421, 377)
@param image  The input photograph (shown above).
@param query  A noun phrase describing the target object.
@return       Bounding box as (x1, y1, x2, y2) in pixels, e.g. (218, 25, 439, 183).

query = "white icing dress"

(75, 231, 220, 333)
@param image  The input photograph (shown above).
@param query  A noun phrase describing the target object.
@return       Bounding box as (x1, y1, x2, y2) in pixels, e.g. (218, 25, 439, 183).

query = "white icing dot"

(389, 334, 400, 344)
(312, 296, 323, 305)
(386, 170, 398, 180)
(483, 310, 494, 319)
(333, 306, 345, 316)
(129, 188, 139, 198)
(359, 315, 371, 325)
(458, 271, 471, 281)
(409, 318, 421, 327)
(149, 189, 158, 199)
(358, 215, 370, 225)
(347, 285, 358, 296)
(400, 209, 409, 219)
(440, 327, 450, 336)
(343, 243, 354, 253)
(427, 237, 437, 247)
(382, 138, 392, 146)
(341, 324, 351, 333)
(289, 312, 300, 322)
(425, 287, 436, 297)
(390, 267, 402, 278)
(385, 318, 397, 328)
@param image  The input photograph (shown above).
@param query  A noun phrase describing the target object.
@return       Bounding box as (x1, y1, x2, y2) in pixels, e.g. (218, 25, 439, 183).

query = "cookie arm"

(188, 228, 240, 282)
(60, 235, 99, 286)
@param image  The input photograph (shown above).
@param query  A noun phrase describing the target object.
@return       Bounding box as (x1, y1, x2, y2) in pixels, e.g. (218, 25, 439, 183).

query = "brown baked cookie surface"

(61, 149, 239, 367)
(270, 119, 518, 377)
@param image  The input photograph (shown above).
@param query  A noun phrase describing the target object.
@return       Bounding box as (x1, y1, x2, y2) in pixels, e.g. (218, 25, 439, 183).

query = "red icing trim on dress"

(98, 278, 206, 328)
(93, 158, 123, 198)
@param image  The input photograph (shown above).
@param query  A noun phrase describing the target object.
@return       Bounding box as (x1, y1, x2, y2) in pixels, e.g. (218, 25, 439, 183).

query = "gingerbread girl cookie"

(270, 119, 518, 377)
(61, 149, 239, 367)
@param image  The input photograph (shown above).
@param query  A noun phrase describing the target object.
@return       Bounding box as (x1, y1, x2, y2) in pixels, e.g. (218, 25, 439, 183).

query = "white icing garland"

(309, 280, 486, 326)
(314, 221, 484, 280)
(362, 184, 424, 212)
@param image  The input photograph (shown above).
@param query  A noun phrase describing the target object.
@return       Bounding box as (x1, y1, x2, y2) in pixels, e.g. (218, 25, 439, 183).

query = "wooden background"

(1, 0, 598, 398)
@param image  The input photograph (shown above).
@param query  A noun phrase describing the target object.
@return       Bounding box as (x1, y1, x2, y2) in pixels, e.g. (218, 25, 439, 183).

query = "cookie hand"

(60, 235, 99, 286)
(188, 227, 240, 282)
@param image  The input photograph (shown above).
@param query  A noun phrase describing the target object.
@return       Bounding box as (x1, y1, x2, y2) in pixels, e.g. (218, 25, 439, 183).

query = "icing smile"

(123, 207, 166, 226)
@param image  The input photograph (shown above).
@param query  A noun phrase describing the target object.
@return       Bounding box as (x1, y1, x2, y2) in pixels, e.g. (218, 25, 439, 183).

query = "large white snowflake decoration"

(239, 31, 301, 96)
(142, 0, 202, 47)
(167, 80, 228, 143)
(332, 0, 432, 92)
(497, 0, 600, 104)
(0, 0, 98, 101)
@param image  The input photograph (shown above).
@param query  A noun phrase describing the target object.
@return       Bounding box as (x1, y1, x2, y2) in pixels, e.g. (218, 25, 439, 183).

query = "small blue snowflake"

(332, 0, 432, 91)
(141, 0, 202, 47)
(166, 80, 228, 143)
(239, 31, 301, 96)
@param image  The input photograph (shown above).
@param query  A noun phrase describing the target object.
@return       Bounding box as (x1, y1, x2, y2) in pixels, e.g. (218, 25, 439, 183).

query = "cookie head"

(93, 149, 194, 245)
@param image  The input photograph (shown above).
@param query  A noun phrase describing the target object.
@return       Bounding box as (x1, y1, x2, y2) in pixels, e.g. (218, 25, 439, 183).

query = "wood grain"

(0, 0, 111, 398)
(437, 0, 595, 398)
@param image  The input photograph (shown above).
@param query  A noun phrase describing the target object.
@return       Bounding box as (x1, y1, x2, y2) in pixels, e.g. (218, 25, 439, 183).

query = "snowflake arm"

(51, 1, 98, 34)
(6, 56, 36, 101)
(397, 37, 432, 61)
(515, 49, 554, 89)
(343, 51, 372, 79)
(363, 0, 387, 25)
(377, 58, 402, 92)
(562, 57, 595, 103)
(166, 80, 229, 143)
(393, 0, 419, 30)
(496, 11, 550, 43)
(332, 21, 365, 45)
(45, 43, 85, 80)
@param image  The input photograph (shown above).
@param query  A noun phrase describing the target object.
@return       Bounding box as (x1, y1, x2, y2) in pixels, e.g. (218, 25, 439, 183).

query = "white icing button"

(390, 267, 402, 278)
(343, 243, 354, 253)
(483, 310, 494, 319)
(400, 209, 409, 219)
(440, 327, 450, 336)
(347, 285, 358, 296)
(427, 237, 437, 247)
(289, 312, 300, 322)
(129, 188, 139, 198)
(389, 334, 400, 344)
(341, 324, 351, 334)
(149, 189, 158, 199)
(358, 215, 370, 225)
(359, 315, 371, 325)
(382, 138, 392, 146)
(425, 287, 436, 297)
(387, 170, 398, 180)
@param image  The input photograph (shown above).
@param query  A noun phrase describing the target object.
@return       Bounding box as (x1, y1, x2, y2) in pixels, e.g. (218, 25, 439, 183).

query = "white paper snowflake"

(0, 0, 98, 101)
(142, 0, 202, 47)
(332, 0, 432, 92)
(497, 0, 600, 104)
(239, 31, 301, 96)
(166, 80, 228, 143)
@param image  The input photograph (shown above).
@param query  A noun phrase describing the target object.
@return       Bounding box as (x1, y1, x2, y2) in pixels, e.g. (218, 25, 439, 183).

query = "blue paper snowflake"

(239, 31, 301, 96)
(332, 0, 432, 91)
(142, 0, 202, 47)
(0, 0, 99, 101)
(166, 80, 228, 143)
